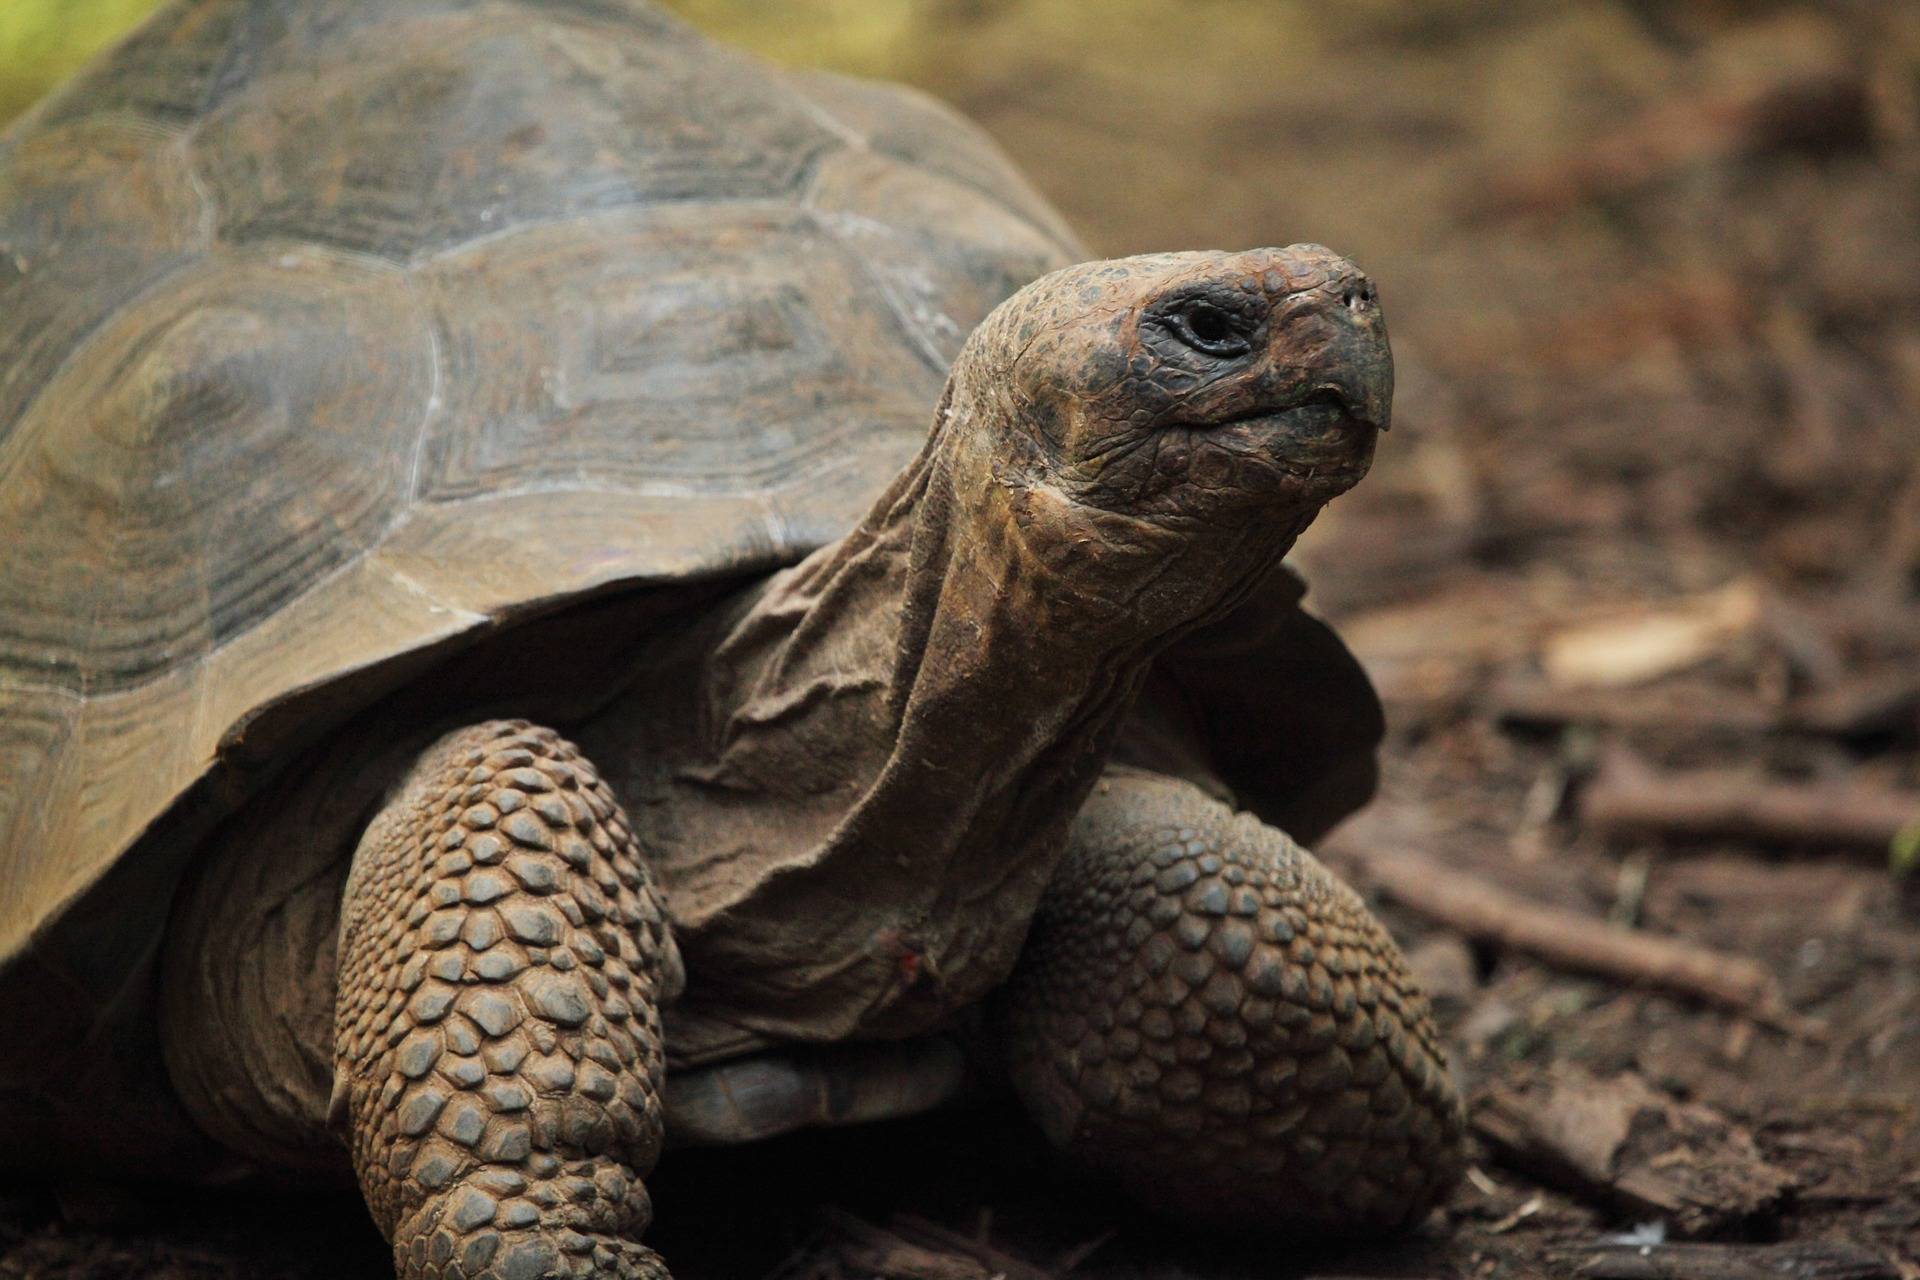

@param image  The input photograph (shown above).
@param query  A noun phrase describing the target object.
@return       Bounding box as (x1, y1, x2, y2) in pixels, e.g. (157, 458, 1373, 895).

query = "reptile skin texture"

(335, 722, 683, 1279)
(1001, 770, 1462, 1231)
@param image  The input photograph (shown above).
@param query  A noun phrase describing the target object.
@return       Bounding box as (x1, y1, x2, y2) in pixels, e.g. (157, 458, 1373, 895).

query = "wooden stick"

(1789, 670, 1920, 738)
(891, 1214, 1058, 1280)
(1049, 1232, 1114, 1276)
(1491, 678, 1778, 736)
(1490, 672, 1920, 741)
(1350, 849, 1804, 1029)
(819, 1210, 997, 1280)
(1581, 758, 1920, 852)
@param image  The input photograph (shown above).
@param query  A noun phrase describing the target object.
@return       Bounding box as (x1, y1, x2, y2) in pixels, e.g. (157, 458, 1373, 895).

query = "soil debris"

(1473, 1065, 1797, 1237)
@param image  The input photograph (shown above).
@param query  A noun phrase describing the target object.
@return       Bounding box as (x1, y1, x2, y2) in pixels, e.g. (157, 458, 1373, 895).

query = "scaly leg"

(1000, 769, 1462, 1232)
(334, 721, 684, 1279)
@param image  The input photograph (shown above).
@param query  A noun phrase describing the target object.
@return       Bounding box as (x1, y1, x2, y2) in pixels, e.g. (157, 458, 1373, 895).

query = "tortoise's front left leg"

(334, 721, 683, 1280)
(999, 769, 1462, 1233)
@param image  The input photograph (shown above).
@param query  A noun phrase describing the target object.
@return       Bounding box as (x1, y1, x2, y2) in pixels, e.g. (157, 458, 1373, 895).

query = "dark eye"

(1165, 301, 1253, 357)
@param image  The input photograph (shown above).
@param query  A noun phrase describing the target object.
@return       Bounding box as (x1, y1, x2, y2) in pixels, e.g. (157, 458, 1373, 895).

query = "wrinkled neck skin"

(613, 373, 1314, 1060)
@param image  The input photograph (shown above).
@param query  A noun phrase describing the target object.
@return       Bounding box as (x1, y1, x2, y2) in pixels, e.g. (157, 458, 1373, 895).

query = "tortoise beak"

(1303, 279, 1393, 433)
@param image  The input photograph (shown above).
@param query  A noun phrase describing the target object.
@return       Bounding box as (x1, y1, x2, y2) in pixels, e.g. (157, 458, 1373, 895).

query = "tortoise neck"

(656, 392, 1269, 1048)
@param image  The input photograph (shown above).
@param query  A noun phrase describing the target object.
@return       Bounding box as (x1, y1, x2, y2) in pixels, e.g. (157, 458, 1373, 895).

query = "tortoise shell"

(0, 0, 1080, 975)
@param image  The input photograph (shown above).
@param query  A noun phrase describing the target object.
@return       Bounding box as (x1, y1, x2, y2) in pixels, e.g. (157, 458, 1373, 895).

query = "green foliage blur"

(0, 0, 165, 123)
(0, 0, 928, 126)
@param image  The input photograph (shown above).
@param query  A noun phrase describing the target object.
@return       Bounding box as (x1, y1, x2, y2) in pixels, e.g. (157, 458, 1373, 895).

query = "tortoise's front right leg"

(999, 769, 1461, 1234)
(335, 721, 683, 1280)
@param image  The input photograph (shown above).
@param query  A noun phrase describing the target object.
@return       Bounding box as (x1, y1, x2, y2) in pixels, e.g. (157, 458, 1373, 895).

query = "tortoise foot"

(1000, 769, 1463, 1233)
(391, 1167, 669, 1280)
(334, 722, 684, 1279)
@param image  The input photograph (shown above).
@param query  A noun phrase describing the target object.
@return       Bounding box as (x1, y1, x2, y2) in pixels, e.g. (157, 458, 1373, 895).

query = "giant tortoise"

(0, 0, 1461, 1275)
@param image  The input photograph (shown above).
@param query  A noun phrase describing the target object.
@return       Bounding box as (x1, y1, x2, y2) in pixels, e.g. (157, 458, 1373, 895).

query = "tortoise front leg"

(334, 721, 683, 1280)
(999, 769, 1463, 1233)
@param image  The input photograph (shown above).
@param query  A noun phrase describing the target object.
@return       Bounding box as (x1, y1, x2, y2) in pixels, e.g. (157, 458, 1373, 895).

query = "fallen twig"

(1348, 848, 1811, 1032)
(1491, 677, 1778, 737)
(1787, 669, 1920, 739)
(1581, 753, 1920, 853)
(819, 1210, 996, 1280)
(1486, 1193, 1544, 1234)
(1491, 672, 1920, 742)
(892, 1214, 1057, 1280)
(1048, 1232, 1114, 1276)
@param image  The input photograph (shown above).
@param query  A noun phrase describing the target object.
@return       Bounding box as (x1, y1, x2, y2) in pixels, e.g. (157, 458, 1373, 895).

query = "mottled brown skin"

(0, 1, 1460, 1273)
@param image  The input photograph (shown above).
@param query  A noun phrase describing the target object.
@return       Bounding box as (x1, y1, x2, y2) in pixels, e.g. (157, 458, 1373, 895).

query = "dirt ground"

(4, 1, 1919, 1277)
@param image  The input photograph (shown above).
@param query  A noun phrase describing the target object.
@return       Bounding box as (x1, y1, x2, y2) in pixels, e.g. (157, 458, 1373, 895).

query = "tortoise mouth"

(1197, 392, 1380, 483)
(1213, 385, 1376, 429)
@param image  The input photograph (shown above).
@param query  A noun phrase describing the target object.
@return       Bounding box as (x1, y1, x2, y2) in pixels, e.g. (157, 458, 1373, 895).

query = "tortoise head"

(941, 245, 1390, 630)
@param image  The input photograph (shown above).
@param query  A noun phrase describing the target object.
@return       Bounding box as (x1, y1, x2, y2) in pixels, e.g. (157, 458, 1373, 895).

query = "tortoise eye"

(1165, 301, 1253, 357)
(1187, 306, 1233, 344)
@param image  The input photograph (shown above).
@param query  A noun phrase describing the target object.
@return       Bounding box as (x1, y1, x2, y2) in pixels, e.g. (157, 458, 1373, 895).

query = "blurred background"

(3, 2, 1918, 1277)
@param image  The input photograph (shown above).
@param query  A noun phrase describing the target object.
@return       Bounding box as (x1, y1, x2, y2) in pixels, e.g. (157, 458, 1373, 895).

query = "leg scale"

(335, 721, 684, 1279)
(1001, 770, 1462, 1232)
